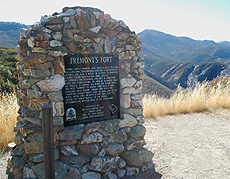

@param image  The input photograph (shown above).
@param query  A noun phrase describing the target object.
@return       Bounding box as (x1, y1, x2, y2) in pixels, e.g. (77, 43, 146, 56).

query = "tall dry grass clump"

(143, 76, 230, 118)
(0, 92, 18, 151)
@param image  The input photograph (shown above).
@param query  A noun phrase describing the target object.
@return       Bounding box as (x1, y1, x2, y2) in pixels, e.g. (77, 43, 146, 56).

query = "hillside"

(0, 22, 30, 48)
(138, 29, 230, 63)
(220, 41, 230, 48)
(0, 46, 18, 92)
(138, 30, 230, 89)
(143, 76, 174, 97)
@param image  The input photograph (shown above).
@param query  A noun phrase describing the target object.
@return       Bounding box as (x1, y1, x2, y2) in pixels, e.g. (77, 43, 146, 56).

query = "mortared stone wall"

(7, 6, 154, 179)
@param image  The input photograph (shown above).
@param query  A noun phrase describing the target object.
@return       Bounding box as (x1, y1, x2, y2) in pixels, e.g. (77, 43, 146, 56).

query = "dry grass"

(0, 92, 18, 152)
(143, 76, 230, 118)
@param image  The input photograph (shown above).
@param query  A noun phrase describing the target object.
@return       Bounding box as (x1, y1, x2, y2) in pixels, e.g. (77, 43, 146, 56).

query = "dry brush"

(143, 76, 230, 118)
(0, 92, 18, 151)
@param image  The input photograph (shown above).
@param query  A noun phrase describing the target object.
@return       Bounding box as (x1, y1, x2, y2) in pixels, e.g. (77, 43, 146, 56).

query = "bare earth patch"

(1, 109, 230, 178)
(0, 151, 10, 179)
(144, 109, 230, 179)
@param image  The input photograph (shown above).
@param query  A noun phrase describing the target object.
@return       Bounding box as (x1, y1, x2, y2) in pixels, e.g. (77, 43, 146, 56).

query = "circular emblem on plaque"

(66, 108, 77, 121)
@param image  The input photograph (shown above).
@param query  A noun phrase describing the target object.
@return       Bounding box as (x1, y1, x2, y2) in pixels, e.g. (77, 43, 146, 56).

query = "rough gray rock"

(82, 171, 101, 179)
(58, 124, 85, 141)
(121, 148, 154, 167)
(80, 132, 103, 144)
(128, 125, 146, 139)
(105, 144, 124, 156)
(60, 155, 90, 167)
(89, 156, 120, 172)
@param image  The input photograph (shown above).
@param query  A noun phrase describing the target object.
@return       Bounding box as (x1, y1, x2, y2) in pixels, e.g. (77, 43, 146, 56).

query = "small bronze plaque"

(63, 53, 120, 126)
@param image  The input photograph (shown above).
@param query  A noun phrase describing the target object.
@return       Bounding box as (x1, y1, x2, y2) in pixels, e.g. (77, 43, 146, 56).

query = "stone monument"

(7, 6, 154, 178)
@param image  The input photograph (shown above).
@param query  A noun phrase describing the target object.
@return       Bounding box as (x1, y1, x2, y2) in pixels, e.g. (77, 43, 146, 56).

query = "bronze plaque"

(63, 53, 120, 126)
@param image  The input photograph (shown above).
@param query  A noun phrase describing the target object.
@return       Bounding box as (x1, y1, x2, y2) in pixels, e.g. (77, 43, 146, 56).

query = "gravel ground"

(0, 151, 10, 179)
(1, 109, 230, 179)
(144, 109, 230, 179)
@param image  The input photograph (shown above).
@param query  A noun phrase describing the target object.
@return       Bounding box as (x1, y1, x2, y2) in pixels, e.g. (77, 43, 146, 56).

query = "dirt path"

(144, 109, 230, 179)
(1, 110, 230, 178)
(0, 151, 10, 179)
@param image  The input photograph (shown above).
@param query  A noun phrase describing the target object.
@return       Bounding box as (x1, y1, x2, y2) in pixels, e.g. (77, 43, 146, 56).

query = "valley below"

(139, 29, 230, 96)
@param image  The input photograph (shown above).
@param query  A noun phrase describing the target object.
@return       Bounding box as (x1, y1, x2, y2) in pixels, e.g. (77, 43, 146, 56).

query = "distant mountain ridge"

(138, 29, 230, 91)
(220, 41, 230, 48)
(138, 29, 230, 63)
(0, 22, 30, 48)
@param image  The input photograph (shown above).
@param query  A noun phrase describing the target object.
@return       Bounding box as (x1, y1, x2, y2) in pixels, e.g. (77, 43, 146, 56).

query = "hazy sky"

(0, 0, 230, 42)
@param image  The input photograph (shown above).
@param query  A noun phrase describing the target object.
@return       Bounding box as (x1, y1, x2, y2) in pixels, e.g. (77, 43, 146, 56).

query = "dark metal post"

(42, 104, 55, 179)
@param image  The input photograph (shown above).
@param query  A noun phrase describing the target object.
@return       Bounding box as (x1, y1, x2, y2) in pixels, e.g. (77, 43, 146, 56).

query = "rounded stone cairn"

(7, 6, 154, 179)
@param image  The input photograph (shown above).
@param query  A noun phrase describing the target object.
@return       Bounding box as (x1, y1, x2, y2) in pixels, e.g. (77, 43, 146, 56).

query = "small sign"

(63, 53, 120, 126)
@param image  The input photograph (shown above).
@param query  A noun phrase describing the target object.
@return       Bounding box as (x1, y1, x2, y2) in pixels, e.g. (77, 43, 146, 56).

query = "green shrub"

(0, 46, 18, 92)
